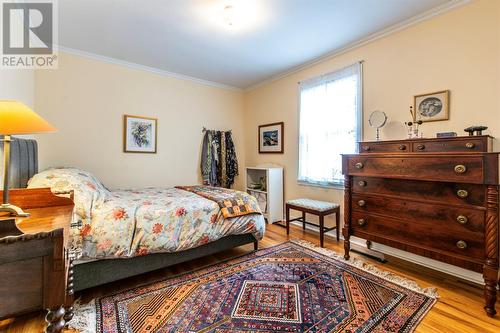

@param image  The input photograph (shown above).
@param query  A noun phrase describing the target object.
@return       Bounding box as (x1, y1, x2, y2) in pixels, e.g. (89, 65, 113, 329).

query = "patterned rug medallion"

(82, 241, 437, 332)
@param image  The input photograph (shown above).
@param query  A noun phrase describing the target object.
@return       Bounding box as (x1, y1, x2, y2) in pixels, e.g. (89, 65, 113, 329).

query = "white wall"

(0, 70, 34, 108)
(34, 52, 245, 189)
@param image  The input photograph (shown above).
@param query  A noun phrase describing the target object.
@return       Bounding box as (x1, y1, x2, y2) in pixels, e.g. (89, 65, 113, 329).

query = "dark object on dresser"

(0, 188, 75, 333)
(464, 125, 488, 136)
(436, 132, 457, 138)
(343, 136, 499, 317)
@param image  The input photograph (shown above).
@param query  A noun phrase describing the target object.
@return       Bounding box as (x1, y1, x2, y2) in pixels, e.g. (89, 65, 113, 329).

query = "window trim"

(296, 61, 363, 188)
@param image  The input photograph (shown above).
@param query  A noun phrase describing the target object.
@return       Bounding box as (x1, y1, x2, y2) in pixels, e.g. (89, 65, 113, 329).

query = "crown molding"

(57, 46, 242, 92)
(245, 0, 471, 92)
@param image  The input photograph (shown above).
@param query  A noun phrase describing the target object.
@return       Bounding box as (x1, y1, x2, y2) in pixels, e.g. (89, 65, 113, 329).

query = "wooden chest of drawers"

(342, 138, 499, 317)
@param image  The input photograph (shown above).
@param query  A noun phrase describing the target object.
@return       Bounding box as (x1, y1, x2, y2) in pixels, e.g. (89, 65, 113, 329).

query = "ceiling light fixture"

(223, 5, 235, 28)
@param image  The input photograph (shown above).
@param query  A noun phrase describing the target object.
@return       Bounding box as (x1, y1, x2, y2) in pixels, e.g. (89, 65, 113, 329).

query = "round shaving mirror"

(368, 110, 387, 141)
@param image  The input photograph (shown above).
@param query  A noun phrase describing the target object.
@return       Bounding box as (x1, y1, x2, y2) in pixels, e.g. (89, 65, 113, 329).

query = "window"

(298, 62, 362, 187)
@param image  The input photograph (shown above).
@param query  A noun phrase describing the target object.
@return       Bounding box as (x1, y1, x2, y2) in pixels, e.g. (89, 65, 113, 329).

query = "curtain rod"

(297, 60, 364, 85)
(202, 127, 232, 133)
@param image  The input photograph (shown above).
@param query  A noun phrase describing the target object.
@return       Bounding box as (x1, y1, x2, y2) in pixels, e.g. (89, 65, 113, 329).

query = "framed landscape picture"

(259, 122, 284, 153)
(414, 90, 449, 122)
(123, 115, 157, 153)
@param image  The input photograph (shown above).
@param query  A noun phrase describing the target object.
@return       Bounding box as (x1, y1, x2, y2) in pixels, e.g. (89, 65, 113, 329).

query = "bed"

(9, 138, 265, 291)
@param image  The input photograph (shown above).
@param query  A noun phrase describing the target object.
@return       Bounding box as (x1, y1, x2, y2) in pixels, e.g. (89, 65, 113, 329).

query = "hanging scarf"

(225, 131, 239, 188)
(200, 130, 238, 188)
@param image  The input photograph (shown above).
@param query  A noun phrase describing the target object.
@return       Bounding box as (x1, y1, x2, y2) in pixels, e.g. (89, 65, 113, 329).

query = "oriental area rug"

(72, 240, 437, 333)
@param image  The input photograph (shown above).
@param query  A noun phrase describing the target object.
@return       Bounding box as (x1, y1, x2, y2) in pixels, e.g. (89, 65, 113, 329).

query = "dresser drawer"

(347, 156, 484, 183)
(351, 194, 485, 233)
(352, 177, 486, 207)
(351, 212, 485, 259)
(412, 138, 486, 152)
(359, 142, 409, 153)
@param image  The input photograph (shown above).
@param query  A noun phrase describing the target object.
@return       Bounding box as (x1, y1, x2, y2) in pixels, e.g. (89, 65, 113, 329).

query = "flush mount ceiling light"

(223, 5, 235, 28)
(196, 0, 267, 32)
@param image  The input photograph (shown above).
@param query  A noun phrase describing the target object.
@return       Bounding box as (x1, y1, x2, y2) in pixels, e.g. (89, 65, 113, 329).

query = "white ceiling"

(59, 0, 457, 89)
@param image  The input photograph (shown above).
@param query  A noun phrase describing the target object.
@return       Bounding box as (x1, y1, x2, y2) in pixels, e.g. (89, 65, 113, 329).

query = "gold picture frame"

(413, 90, 449, 122)
(123, 115, 158, 153)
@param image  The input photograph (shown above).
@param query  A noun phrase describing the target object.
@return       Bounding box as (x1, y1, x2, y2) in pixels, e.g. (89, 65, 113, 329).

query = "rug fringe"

(290, 238, 439, 299)
(68, 298, 97, 333)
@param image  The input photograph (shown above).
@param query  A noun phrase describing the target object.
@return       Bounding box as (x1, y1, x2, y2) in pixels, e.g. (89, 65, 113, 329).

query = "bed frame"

(7, 137, 259, 291)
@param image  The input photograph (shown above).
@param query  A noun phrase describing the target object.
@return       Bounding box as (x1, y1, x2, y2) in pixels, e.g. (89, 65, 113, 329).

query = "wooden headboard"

(0, 136, 38, 189)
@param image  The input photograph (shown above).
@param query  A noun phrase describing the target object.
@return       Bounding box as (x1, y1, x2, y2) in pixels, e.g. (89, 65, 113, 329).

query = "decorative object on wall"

(464, 125, 488, 136)
(258, 122, 284, 153)
(404, 106, 423, 139)
(123, 115, 157, 153)
(368, 110, 387, 141)
(200, 128, 238, 188)
(413, 90, 449, 122)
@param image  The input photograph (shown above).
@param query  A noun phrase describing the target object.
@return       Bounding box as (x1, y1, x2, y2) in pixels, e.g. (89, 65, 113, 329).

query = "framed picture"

(258, 122, 284, 153)
(123, 115, 157, 153)
(413, 90, 449, 122)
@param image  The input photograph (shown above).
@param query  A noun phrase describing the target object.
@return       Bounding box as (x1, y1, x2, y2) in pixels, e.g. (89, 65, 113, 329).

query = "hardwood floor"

(1, 223, 499, 333)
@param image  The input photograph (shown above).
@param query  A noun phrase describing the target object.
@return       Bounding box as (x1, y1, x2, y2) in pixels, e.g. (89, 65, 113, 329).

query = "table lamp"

(0, 100, 56, 217)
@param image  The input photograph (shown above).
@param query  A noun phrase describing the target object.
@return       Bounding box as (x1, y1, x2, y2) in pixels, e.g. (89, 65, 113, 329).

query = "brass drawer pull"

(457, 189, 469, 198)
(357, 200, 366, 207)
(398, 144, 406, 150)
(454, 164, 467, 174)
(357, 218, 366, 226)
(456, 215, 468, 225)
(465, 142, 475, 149)
(358, 180, 367, 187)
(416, 144, 425, 150)
(362, 145, 370, 151)
(456, 240, 467, 249)
(355, 162, 364, 169)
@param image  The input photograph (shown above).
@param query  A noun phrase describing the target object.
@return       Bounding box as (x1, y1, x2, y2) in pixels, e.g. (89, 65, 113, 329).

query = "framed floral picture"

(123, 115, 157, 153)
(259, 122, 284, 153)
(413, 90, 450, 122)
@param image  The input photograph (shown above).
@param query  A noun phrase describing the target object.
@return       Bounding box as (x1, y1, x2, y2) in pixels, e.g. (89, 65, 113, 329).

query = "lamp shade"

(0, 100, 56, 135)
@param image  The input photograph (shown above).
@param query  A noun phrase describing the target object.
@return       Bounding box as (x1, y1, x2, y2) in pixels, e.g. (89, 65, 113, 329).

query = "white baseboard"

(288, 220, 484, 285)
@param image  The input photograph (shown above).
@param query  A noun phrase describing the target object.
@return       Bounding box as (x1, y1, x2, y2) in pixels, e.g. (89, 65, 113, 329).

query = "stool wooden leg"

(302, 211, 306, 230)
(286, 205, 290, 235)
(319, 215, 324, 248)
(335, 209, 340, 241)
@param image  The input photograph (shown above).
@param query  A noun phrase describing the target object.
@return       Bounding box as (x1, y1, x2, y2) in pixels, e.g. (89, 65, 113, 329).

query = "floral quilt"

(27, 168, 265, 260)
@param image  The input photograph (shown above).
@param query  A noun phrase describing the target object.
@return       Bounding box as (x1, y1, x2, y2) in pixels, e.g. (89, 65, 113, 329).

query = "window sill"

(297, 181, 344, 190)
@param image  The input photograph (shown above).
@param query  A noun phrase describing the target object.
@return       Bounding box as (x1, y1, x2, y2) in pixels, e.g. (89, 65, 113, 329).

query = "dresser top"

(360, 135, 493, 144)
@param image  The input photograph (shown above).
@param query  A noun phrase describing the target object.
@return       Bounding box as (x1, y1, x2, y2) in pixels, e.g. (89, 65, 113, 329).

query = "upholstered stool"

(286, 199, 340, 247)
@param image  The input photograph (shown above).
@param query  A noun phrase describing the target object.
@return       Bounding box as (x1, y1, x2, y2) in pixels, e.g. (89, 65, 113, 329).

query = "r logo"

(2, 2, 53, 54)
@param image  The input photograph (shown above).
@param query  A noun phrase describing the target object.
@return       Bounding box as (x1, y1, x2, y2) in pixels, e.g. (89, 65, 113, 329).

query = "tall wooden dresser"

(342, 136, 499, 316)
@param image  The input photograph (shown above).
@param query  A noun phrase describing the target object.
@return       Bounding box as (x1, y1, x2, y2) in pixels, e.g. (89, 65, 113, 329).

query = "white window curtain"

(298, 62, 362, 187)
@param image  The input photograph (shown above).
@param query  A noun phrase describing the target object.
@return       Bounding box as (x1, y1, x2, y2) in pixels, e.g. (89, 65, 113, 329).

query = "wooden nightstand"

(0, 188, 75, 333)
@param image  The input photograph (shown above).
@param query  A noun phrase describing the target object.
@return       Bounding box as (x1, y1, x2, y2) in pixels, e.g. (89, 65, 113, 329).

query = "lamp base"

(0, 203, 30, 217)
